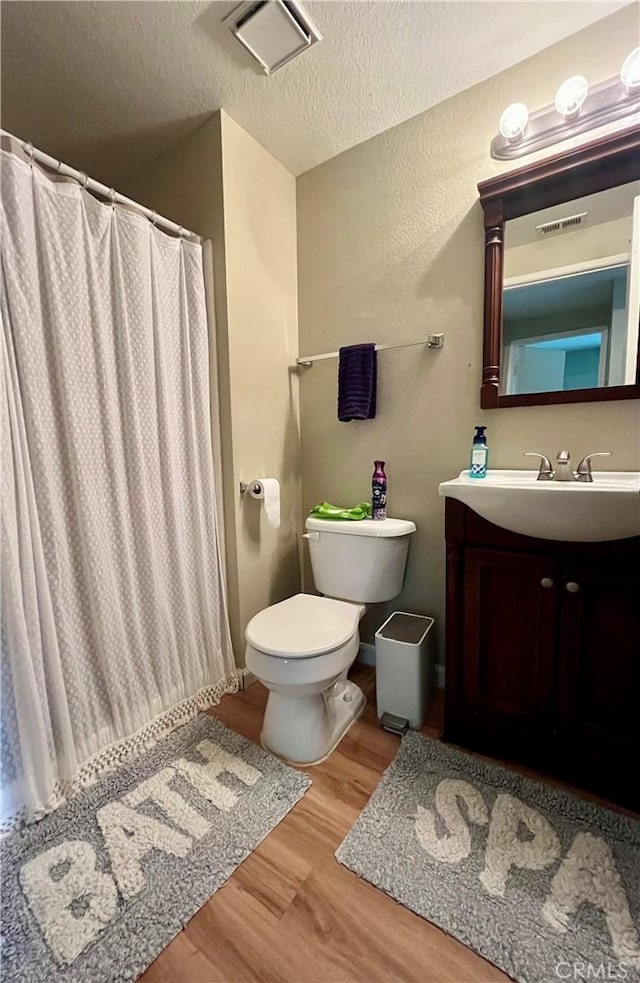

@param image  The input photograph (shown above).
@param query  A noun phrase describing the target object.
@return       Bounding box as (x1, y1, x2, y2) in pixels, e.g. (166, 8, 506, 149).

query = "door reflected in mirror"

(502, 181, 639, 396)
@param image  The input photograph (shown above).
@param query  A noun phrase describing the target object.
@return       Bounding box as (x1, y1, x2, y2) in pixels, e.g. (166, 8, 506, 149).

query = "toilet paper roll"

(249, 478, 281, 529)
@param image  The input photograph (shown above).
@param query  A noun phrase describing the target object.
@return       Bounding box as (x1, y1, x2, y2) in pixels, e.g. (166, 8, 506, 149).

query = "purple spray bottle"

(372, 461, 387, 520)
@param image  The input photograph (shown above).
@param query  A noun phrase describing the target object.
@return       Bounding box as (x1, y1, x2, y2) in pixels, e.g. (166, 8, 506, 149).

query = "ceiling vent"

(223, 1, 322, 75)
(536, 212, 588, 237)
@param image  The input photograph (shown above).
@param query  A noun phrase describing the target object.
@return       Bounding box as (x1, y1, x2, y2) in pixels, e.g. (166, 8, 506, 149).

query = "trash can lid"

(375, 612, 434, 645)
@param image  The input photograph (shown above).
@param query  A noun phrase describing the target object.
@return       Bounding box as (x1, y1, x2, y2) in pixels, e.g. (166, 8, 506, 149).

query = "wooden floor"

(141, 666, 509, 983)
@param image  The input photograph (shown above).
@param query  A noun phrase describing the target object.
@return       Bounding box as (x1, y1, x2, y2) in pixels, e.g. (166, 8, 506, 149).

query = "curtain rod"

(1, 130, 201, 243)
(296, 335, 444, 367)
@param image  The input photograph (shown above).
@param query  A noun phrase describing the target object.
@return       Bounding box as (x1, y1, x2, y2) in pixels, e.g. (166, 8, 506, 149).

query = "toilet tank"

(304, 516, 416, 603)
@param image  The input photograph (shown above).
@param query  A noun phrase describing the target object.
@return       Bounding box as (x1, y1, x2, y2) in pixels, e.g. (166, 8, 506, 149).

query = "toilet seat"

(245, 593, 363, 658)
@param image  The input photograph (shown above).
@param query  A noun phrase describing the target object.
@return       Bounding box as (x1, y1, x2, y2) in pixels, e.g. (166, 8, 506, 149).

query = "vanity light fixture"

(499, 103, 529, 142)
(554, 75, 589, 120)
(621, 46, 640, 94)
(491, 47, 640, 159)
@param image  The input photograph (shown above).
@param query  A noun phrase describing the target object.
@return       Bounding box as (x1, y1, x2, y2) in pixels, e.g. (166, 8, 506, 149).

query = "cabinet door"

(462, 549, 559, 722)
(557, 558, 640, 751)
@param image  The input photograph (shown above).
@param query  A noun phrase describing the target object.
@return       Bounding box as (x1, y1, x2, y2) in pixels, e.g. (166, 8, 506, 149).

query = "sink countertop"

(439, 469, 640, 542)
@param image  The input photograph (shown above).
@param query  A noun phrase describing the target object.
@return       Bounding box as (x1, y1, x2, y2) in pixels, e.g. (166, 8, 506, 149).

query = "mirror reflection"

(501, 181, 640, 396)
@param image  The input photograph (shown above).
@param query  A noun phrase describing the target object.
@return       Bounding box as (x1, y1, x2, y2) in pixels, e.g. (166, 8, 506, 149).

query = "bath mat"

(1, 714, 310, 982)
(336, 731, 640, 983)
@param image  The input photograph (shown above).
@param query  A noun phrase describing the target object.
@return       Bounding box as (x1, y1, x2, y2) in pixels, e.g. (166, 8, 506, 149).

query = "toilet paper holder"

(239, 478, 281, 529)
(239, 480, 263, 496)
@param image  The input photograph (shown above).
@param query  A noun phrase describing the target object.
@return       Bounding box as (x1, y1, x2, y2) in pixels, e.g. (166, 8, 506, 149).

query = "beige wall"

(125, 111, 301, 664)
(296, 7, 640, 660)
(220, 114, 302, 659)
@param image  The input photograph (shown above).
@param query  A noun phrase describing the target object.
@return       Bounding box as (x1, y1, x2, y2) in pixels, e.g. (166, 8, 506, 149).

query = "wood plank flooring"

(142, 664, 627, 983)
(141, 666, 508, 983)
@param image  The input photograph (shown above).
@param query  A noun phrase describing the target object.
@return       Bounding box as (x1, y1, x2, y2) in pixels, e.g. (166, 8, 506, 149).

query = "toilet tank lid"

(305, 516, 416, 538)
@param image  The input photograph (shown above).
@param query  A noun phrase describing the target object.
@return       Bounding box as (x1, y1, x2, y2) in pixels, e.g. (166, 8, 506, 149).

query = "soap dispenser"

(469, 426, 489, 479)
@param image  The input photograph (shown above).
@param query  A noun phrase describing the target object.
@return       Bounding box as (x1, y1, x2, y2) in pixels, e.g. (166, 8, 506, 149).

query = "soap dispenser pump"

(469, 426, 489, 479)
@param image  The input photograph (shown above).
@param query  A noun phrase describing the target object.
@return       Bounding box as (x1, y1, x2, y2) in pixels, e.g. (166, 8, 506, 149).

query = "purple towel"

(338, 343, 377, 422)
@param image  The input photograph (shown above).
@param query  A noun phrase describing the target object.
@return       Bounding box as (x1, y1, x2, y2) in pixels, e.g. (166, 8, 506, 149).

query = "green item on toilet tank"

(309, 501, 372, 521)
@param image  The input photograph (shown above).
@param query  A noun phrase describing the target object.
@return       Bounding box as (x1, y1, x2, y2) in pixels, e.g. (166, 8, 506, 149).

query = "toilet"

(245, 515, 416, 764)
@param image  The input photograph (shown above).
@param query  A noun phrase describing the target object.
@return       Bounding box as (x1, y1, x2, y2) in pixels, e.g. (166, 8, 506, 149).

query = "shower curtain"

(0, 149, 238, 831)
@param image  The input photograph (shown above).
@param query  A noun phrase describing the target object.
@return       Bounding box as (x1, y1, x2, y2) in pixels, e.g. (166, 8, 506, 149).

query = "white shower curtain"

(0, 149, 238, 830)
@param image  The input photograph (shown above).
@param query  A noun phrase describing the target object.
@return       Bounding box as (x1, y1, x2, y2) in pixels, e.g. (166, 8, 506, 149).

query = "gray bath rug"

(1, 714, 310, 982)
(336, 731, 640, 983)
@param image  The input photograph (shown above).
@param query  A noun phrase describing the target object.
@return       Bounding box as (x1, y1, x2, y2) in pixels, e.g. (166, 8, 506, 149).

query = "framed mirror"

(478, 127, 640, 408)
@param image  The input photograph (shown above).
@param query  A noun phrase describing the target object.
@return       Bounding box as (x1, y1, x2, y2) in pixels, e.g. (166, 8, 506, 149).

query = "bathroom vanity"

(444, 128, 640, 810)
(442, 497, 640, 811)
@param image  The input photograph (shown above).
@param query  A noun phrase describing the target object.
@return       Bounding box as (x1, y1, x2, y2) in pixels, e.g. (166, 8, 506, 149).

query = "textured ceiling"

(0, 1, 633, 185)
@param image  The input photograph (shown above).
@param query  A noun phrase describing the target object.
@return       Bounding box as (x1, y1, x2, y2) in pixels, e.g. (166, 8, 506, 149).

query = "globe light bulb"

(621, 47, 640, 94)
(554, 75, 589, 119)
(498, 103, 529, 142)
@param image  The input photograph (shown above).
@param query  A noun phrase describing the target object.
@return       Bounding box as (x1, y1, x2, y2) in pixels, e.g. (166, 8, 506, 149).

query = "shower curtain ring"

(109, 188, 116, 209)
(79, 172, 89, 190)
(150, 211, 158, 228)
(25, 142, 34, 167)
(178, 226, 184, 240)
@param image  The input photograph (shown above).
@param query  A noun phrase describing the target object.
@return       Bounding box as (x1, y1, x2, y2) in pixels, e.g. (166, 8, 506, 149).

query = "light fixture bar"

(491, 75, 640, 160)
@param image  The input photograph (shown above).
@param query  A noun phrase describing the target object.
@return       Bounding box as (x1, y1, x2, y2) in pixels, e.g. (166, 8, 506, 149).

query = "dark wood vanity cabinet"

(444, 499, 640, 810)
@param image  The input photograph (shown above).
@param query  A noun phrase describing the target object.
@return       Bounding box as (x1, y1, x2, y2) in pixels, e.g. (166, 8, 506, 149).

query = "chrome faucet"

(524, 450, 612, 482)
(524, 452, 554, 480)
(554, 450, 574, 482)
(574, 451, 613, 482)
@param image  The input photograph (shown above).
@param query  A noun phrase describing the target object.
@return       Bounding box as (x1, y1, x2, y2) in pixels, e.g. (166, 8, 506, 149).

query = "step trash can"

(375, 611, 435, 732)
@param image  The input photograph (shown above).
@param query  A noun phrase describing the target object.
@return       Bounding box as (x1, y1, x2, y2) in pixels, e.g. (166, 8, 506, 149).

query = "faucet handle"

(574, 451, 612, 482)
(524, 452, 554, 481)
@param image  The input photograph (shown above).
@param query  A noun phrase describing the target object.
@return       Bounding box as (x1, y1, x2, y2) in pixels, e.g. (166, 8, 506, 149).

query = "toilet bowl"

(245, 593, 366, 764)
(245, 516, 416, 765)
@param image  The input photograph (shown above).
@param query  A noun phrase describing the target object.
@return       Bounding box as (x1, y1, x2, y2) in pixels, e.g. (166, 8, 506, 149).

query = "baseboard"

(357, 643, 445, 688)
(356, 642, 376, 666)
(238, 668, 258, 690)
(239, 660, 440, 689)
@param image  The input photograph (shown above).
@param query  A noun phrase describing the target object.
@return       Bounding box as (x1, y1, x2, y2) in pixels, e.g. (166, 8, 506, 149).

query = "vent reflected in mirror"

(501, 181, 640, 397)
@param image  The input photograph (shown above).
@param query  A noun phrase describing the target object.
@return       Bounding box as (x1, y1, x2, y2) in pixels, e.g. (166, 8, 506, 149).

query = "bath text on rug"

(18, 739, 262, 966)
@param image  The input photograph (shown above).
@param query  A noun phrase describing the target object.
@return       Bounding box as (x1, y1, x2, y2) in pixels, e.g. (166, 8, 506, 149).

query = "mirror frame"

(478, 126, 640, 409)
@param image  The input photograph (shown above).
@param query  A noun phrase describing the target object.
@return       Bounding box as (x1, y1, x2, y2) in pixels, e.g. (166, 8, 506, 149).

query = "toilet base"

(260, 679, 365, 766)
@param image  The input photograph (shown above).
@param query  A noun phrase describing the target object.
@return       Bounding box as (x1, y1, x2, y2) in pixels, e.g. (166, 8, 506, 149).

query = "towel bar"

(296, 334, 444, 367)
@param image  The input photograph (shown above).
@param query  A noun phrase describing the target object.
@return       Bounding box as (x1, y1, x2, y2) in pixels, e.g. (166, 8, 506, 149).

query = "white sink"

(439, 470, 640, 542)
